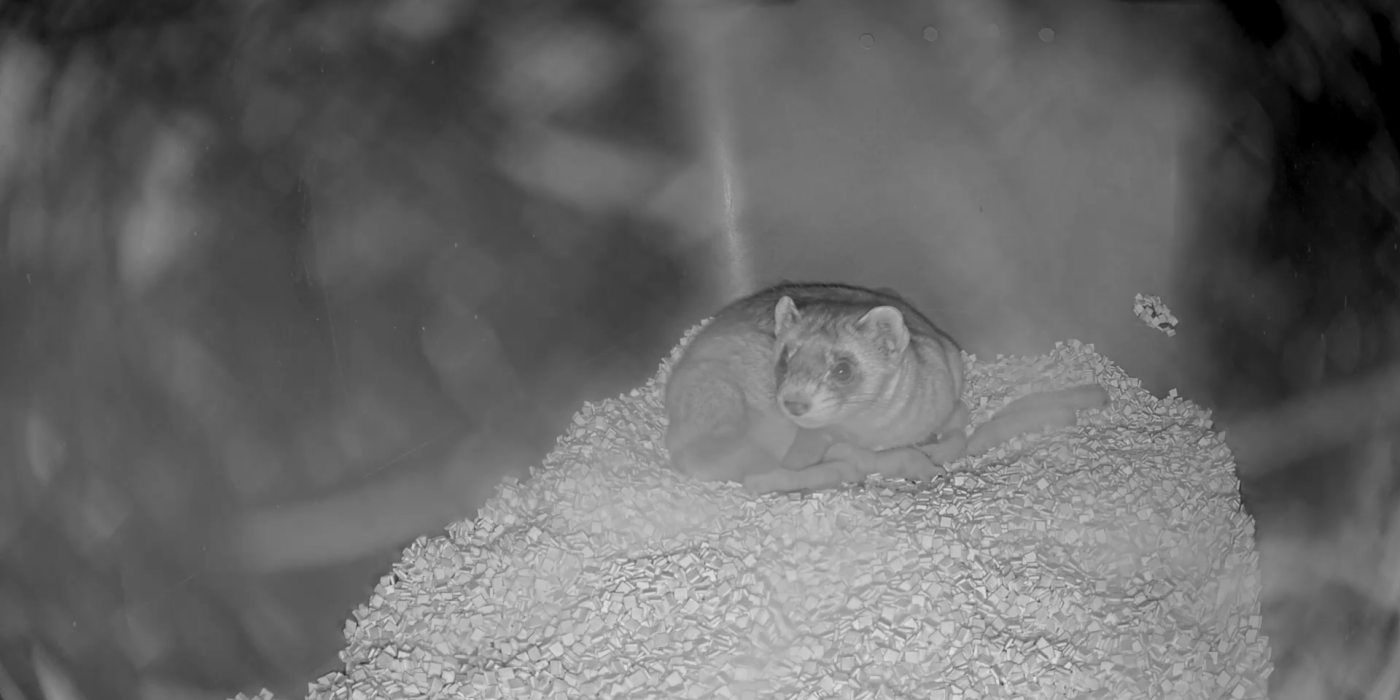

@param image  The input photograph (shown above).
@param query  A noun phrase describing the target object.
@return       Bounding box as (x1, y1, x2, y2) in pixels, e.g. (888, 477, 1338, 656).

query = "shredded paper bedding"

(242, 331, 1273, 700)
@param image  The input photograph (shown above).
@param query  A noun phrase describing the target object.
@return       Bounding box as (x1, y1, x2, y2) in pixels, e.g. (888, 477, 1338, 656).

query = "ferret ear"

(857, 306, 910, 354)
(774, 296, 801, 335)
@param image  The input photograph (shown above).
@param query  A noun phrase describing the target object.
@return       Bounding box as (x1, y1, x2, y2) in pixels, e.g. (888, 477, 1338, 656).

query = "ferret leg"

(822, 442, 880, 471)
(745, 448, 865, 493)
(780, 428, 835, 469)
(814, 400, 972, 482)
(744, 441, 880, 494)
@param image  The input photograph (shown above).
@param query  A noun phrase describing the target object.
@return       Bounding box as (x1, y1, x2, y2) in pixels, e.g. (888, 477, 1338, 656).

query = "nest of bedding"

(238, 329, 1273, 700)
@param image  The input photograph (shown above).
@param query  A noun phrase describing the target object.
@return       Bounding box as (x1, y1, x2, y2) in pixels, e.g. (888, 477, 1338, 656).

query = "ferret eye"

(831, 360, 852, 382)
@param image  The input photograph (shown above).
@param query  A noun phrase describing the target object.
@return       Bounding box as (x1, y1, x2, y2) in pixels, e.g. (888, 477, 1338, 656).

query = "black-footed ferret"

(663, 281, 967, 482)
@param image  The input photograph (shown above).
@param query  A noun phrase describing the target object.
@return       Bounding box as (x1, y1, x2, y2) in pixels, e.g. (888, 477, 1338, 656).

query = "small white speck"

(923, 26, 938, 42)
(1039, 28, 1056, 43)
(859, 33, 875, 49)
(1133, 293, 1178, 336)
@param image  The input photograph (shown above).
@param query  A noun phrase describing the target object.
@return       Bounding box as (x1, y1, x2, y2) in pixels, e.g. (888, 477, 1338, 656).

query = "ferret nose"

(783, 399, 810, 417)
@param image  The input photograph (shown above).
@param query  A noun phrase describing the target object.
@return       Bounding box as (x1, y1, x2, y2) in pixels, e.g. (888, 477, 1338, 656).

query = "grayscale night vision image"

(0, 1, 1397, 699)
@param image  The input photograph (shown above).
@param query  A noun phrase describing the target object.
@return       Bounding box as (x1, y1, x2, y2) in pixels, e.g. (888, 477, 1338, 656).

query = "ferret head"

(771, 295, 912, 429)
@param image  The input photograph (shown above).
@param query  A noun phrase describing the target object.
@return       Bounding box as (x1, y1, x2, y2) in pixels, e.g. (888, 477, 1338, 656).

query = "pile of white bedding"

(238, 335, 1271, 700)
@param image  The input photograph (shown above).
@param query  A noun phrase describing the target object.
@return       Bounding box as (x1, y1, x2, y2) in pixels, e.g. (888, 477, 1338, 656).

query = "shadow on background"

(0, 0, 1398, 699)
(1186, 1, 1400, 697)
(0, 1, 717, 698)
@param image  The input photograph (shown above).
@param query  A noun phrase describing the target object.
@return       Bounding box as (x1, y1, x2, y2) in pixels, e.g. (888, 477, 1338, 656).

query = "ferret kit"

(234, 287, 1272, 700)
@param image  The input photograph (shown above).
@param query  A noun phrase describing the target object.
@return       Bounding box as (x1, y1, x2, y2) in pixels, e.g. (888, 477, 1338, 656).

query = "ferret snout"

(778, 386, 838, 428)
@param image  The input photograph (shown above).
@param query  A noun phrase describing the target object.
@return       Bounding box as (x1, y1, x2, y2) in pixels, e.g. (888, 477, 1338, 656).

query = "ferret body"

(663, 281, 966, 482)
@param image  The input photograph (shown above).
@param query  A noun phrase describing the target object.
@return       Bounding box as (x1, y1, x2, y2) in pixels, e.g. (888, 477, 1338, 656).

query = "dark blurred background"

(0, 0, 1396, 699)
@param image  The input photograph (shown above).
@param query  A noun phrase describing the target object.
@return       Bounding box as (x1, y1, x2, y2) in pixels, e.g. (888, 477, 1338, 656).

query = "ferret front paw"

(828, 443, 949, 481)
(916, 433, 967, 466)
(876, 447, 949, 480)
